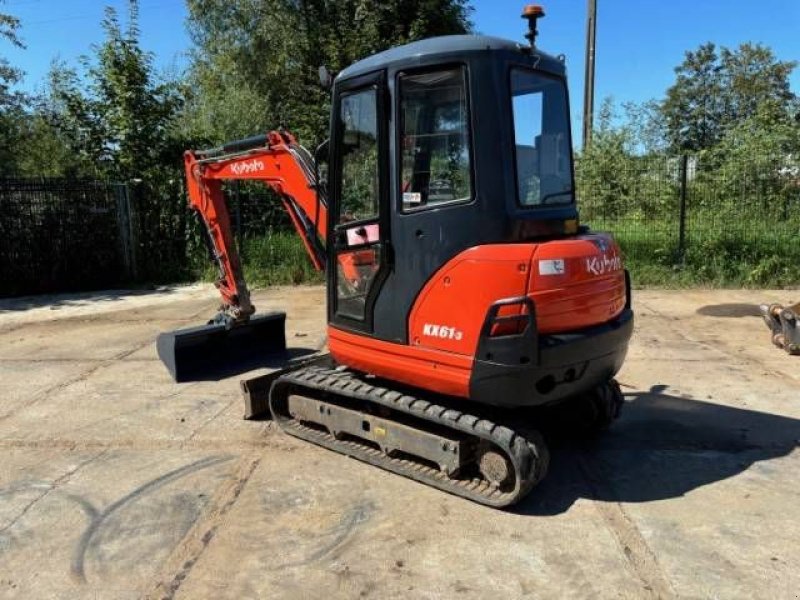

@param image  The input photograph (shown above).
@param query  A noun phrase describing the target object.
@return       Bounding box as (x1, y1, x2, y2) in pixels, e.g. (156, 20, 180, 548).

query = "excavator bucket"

(157, 312, 287, 382)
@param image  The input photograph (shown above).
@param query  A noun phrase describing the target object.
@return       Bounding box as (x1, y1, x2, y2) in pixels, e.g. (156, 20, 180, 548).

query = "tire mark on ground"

(0, 452, 105, 537)
(274, 501, 374, 570)
(578, 455, 676, 599)
(148, 455, 261, 600)
(71, 455, 234, 584)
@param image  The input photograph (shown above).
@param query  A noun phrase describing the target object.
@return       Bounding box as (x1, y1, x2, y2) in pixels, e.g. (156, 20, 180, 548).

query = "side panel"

(529, 233, 627, 333)
(328, 325, 472, 398)
(329, 236, 628, 402)
(408, 244, 536, 356)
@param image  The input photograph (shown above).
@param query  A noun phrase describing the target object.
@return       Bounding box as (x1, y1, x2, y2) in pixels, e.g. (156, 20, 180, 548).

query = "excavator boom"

(157, 130, 328, 381)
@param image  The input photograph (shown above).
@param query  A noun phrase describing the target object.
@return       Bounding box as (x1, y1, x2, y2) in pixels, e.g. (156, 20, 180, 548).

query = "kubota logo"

(586, 253, 622, 276)
(423, 323, 464, 341)
(230, 159, 264, 175)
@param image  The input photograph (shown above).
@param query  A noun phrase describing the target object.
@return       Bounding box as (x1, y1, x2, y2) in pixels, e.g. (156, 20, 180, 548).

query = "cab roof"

(337, 34, 565, 81)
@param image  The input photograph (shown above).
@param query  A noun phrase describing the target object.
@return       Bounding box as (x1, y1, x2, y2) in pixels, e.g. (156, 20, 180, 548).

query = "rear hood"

(528, 233, 627, 334)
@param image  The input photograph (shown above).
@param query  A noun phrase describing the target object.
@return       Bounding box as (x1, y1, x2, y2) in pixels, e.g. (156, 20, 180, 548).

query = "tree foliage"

(182, 0, 472, 146)
(0, 1, 25, 172)
(0, 0, 23, 106)
(47, 0, 183, 179)
(662, 42, 797, 152)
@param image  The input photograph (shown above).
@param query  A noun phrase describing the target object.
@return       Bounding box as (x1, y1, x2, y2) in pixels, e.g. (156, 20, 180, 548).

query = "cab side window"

(399, 67, 472, 211)
(339, 87, 379, 223)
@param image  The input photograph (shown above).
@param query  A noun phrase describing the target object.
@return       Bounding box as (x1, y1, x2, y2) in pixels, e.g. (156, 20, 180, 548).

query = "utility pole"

(582, 0, 597, 149)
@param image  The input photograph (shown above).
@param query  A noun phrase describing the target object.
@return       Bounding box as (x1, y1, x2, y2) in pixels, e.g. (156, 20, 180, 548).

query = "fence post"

(115, 183, 136, 280)
(117, 183, 138, 280)
(678, 154, 688, 258)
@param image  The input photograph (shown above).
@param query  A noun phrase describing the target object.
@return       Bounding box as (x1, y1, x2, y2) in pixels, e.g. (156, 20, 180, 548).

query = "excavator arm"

(184, 130, 327, 323)
(157, 130, 328, 382)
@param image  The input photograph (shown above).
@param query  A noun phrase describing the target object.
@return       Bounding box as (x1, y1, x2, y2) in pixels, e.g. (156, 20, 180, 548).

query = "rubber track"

(269, 365, 549, 508)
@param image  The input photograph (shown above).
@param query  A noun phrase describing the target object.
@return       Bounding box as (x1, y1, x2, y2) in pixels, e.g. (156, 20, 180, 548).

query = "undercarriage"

(245, 361, 623, 507)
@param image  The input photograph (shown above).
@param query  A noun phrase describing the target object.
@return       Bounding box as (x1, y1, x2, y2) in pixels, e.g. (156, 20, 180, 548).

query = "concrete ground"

(0, 284, 798, 600)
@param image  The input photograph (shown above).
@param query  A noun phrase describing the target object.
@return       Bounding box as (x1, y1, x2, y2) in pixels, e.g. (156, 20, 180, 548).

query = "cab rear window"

(510, 69, 574, 206)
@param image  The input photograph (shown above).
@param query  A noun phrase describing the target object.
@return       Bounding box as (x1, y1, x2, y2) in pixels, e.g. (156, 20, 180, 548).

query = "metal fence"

(0, 179, 130, 296)
(0, 178, 294, 297)
(576, 154, 800, 282)
(2, 155, 799, 296)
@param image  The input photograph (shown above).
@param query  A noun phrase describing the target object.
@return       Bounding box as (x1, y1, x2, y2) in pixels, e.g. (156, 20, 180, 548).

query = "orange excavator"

(158, 6, 634, 507)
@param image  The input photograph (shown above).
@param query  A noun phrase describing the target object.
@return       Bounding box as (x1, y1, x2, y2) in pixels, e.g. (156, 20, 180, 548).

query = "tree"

(182, 0, 473, 146)
(662, 42, 797, 152)
(0, 1, 23, 170)
(0, 0, 23, 107)
(577, 98, 637, 218)
(48, 0, 183, 179)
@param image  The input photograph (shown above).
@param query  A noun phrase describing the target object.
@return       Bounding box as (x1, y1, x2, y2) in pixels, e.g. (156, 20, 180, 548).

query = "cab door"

(328, 71, 390, 333)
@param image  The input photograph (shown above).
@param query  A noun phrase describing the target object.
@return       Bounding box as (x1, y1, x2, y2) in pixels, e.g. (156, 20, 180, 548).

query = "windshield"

(510, 69, 573, 206)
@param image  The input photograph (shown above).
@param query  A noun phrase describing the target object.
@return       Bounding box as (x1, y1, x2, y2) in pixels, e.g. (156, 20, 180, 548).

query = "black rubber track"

(269, 365, 549, 508)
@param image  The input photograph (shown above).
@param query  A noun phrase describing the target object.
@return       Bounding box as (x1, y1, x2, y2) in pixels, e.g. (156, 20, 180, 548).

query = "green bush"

(241, 232, 324, 287)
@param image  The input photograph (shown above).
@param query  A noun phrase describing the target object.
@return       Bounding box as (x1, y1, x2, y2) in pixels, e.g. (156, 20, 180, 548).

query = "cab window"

(510, 69, 574, 206)
(338, 87, 379, 223)
(399, 67, 472, 211)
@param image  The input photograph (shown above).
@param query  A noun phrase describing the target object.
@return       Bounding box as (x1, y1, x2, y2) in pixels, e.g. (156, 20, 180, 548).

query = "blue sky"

(4, 0, 800, 133)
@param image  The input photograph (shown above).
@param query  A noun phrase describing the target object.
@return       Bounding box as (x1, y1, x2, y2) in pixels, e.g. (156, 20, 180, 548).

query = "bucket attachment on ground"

(157, 311, 287, 382)
(760, 302, 800, 356)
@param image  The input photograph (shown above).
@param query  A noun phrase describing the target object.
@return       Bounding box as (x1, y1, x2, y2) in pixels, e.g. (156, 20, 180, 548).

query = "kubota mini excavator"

(157, 6, 634, 507)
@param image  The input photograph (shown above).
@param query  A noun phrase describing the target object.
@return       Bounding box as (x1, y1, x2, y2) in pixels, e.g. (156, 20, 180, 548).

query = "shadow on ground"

(0, 287, 176, 312)
(516, 384, 800, 516)
(696, 303, 762, 317)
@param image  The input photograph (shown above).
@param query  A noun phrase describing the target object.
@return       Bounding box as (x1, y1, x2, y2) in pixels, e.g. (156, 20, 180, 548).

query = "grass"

(195, 231, 324, 288)
(193, 216, 800, 291)
(242, 232, 325, 286)
(591, 215, 800, 288)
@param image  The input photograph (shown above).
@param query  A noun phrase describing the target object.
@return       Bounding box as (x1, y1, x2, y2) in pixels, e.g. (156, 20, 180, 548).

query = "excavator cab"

(326, 33, 580, 340)
(322, 24, 631, 407)
(158, 6, 634, 507)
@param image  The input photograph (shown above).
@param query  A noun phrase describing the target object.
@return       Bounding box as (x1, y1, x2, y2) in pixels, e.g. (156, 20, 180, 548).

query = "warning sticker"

(403, 192, 422, 206)
(539, 259, 565, 276)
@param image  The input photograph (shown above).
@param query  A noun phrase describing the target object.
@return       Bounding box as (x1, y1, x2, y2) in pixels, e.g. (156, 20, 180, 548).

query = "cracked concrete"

(0, 284, 798, 599)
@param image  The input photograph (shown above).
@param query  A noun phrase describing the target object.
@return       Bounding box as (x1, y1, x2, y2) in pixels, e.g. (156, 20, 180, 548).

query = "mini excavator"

(157, 6, 634, 507)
